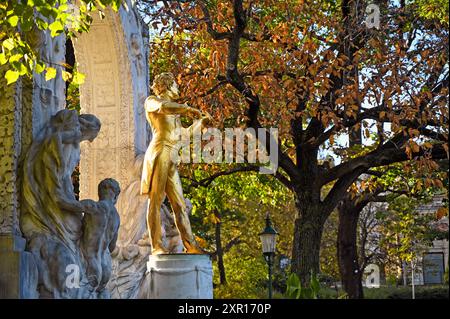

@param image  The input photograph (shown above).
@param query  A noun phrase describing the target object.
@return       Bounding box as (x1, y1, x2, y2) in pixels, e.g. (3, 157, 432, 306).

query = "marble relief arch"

(73, 5, 150, 200)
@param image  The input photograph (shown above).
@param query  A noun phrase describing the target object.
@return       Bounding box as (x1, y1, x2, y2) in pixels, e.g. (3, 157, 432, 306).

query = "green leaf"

(7, 16, 19, 27)
(286, 273, 301, 299)
(45, 67, 57, 81)
(79, 3, 87, 13)
(49, 20, 64, 37)
(3, 38, 15, 51)
(35, 17, 48, 30)
(21, 19, 33, 32)
(72, 71, 85, 85)
(5, 70, 20, 85)
(310, 273, 320, 298)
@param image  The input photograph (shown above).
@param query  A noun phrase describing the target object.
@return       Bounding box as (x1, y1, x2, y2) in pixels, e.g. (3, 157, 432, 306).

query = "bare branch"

(182, 165, 260, 188)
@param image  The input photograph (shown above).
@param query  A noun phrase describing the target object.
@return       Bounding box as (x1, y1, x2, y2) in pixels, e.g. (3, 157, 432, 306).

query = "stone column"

(0, 67, 37, 299)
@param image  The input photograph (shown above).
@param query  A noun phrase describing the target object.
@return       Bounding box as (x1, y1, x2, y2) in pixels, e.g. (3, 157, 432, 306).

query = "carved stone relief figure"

(20, 109, 119, 299)
(80, 178, 120, 299)
(130, 33, 144, 77)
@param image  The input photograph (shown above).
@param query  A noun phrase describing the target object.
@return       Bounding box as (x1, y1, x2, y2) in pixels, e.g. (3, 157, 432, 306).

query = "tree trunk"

(291, 203, 325, 285)
(214, 211, 226, 285)
(337, 202, 364, 299)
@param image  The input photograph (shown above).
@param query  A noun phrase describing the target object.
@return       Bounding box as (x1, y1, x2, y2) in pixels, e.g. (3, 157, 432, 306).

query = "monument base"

(0, 234, 38, 299)
(146, 254, 213, 299)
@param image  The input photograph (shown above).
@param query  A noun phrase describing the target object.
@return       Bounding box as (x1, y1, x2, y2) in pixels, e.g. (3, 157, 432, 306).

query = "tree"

(336, 159, 447, 298)
(144, 0, 449, 285)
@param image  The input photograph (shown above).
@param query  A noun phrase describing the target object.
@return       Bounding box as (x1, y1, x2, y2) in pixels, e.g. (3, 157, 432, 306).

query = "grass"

(215, 284, 449, 299)
(306, 285, 448, 299)
(364, 285, 449, 299)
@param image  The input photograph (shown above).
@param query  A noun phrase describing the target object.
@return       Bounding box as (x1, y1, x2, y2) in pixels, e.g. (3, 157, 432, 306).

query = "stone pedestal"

(0, 234, 38, 299)
(146, 254, 213, 299)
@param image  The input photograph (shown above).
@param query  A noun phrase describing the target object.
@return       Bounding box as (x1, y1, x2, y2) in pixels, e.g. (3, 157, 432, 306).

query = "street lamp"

(259, 212, 278, 299)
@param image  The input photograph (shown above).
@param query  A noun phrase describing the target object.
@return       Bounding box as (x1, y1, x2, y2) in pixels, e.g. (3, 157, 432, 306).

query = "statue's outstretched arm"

(186, 117, 212, 136)
(56, 193, 83, 215)
(186, 110, 214, 135)
(80, 199, 99, 215)
(146, 98, 202, 119)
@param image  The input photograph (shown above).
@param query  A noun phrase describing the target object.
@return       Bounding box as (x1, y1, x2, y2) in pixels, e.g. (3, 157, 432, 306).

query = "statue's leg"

(166, 163, 203, 254)
(85, 256, 101, 291)
(147, 154, 170, 254)
(97, 251, 112, 298)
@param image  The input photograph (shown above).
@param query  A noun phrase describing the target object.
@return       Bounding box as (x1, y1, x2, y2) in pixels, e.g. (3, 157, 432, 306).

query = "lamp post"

(259, 212, 278, 299)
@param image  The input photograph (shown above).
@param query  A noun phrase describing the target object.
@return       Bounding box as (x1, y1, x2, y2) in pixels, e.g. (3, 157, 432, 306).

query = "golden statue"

(141, 72, 210, 255)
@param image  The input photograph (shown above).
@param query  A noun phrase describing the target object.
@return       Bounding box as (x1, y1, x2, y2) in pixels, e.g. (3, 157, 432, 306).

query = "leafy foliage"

(1, 0, 122, 84)
(184, 168, 294, 252)
(183, 169, 296, 295)
(213, 253, 267, 299)
(411, 0, 449, 25)
(285, 272, 321, 299)
(66, 66, 81, 112)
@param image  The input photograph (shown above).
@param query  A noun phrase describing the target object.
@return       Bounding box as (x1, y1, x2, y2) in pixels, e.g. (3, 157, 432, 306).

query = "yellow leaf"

(0, 53, 7, 65)
(3, 38, 15, 51)
(35, 62, 45, 74)
(62, 70, 72, 82)
(9, 53, 22, 63)
(7, 16, 19, 27)
(72, 71, 85, 85)
(5, 70, 19, 85)
(45, 67, 57, 81)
